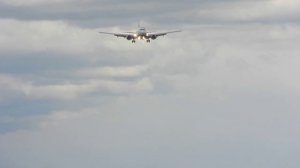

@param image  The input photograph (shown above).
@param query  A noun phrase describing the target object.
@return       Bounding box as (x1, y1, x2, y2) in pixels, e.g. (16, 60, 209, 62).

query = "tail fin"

(138, 21, 141, 28)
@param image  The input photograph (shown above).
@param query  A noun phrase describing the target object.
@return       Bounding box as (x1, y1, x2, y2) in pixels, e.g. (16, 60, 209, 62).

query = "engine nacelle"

(151, 35, 157, 40)
(127, 35, 133, 40)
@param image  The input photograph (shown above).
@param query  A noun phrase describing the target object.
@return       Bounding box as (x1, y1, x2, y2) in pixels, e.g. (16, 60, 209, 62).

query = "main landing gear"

(131, 40, 150, 43)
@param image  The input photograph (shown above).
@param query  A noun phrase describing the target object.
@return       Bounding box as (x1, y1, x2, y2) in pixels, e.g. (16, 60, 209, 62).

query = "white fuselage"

(135, 27, 148, 39)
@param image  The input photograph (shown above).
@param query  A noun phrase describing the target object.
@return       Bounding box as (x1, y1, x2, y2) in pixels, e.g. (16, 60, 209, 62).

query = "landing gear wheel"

(132, 40, 136, 43)
(146, 39, 150, 43)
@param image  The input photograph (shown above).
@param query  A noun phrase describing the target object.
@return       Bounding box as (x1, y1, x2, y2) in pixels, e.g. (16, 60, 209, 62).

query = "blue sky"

(1, 0, 300, 168)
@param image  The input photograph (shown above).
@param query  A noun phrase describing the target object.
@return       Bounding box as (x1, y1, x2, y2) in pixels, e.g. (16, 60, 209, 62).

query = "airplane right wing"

(99, 32, 133, 38)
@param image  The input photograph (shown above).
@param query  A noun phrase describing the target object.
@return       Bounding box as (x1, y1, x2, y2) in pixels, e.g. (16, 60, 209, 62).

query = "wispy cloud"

(0, 73, 154, 100)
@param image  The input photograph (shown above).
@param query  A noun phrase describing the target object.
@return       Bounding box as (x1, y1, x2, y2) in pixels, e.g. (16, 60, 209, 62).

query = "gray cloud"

(1, 94, 300, 168)
(0, 0, 299, 28)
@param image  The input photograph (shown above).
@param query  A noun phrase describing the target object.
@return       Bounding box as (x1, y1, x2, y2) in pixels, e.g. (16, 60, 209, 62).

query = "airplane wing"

(147, 30, 181, 37)
(99, 32, 132, 38)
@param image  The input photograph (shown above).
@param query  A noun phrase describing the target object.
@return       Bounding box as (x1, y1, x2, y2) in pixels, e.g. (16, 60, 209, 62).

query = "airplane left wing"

(147, 30, 181, 37)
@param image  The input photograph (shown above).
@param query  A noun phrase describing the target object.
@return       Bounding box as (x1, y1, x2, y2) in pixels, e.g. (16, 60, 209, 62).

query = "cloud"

(1, 0, 300, 167)
(0, 73, 154, 100)
(77, 65, 148, 78)
(0, 19, 102, 55)
(1, 94, 300, 168)
(2, 0, 299, 27)
(0, 0, 88, 7)
(195, 0, 300, 23)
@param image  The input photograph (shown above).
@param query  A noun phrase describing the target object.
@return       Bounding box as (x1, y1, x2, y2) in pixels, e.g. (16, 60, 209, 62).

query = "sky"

(0, 0, 300, 167)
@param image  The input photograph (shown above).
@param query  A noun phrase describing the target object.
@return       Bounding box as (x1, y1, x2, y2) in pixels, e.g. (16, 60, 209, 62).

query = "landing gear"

(132, 40, 136, 43)
(146, 39, 150, 43)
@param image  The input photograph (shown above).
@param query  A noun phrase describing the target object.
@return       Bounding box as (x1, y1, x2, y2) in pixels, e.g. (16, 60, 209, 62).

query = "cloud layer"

(1, 0, 300, 168)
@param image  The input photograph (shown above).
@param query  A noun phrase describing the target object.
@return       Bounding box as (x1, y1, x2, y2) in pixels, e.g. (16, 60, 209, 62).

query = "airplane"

(99, 24, 181, 43)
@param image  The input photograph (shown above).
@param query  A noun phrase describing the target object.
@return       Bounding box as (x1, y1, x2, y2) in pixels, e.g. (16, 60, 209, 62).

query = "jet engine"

(126, 35, 134, 40)
(151, 35, 157, 40)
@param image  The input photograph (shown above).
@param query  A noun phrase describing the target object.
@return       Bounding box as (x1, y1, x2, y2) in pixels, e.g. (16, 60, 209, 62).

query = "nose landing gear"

(146, 39, 150, 43)
(132, 40, 136, 43)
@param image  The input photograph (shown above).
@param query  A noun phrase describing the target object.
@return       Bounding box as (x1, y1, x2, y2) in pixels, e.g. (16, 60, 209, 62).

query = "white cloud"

(77, 65, 148, 78)
(39, 109, 97, 128)
(271, 0, 300, 8)
(196, 0, 300, 22)
(0, 74, 154, 100)
(0, 19, 100, 55)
